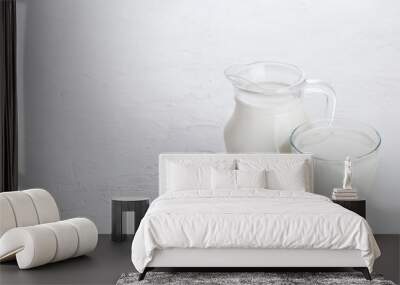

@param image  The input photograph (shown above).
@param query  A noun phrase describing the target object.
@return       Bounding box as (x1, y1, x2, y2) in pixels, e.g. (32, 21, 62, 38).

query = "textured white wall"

(17, 0, 400, 233)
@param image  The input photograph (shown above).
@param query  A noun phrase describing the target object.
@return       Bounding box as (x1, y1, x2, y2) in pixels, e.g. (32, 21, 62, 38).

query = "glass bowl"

(290, 118, 381, 197)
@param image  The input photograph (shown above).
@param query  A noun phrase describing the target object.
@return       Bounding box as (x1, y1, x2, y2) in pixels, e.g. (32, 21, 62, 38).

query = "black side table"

(332, 199, 366, 219)
(112, 196, 150, 242)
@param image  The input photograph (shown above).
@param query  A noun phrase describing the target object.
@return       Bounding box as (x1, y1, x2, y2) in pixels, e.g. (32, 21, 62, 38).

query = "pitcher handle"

(303, 79, 336, 123)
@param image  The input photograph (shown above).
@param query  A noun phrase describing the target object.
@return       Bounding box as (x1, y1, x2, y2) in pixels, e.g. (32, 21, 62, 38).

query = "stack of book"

(332, 188, 358, 200)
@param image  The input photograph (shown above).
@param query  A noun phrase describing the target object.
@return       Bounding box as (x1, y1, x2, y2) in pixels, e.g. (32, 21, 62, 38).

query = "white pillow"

(167, 163, 211, 191)
(211, 169, 268, 190)
(237, 159, 309, 192)
(211, 168, 236, 190)
(267, 168, 306, 191)
(237, 170, 268, 189)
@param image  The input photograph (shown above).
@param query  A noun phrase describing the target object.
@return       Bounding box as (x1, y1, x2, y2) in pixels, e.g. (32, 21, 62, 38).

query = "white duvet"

(131, 190, 380, 273)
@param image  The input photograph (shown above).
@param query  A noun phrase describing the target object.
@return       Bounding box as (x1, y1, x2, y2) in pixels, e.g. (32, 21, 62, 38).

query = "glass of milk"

(290, 119, 381, 198)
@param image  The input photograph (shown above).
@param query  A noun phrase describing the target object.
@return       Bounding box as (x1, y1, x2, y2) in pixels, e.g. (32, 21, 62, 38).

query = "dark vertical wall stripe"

(0, 0, 18, 192)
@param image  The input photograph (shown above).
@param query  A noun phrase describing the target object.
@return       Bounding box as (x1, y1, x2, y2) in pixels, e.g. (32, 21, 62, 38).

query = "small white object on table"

(332, 188, 359, 200)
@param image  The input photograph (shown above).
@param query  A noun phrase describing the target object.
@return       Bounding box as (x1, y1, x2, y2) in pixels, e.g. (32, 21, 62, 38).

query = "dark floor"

(0, 235, 133, 285)
(0, 235, 399, 285)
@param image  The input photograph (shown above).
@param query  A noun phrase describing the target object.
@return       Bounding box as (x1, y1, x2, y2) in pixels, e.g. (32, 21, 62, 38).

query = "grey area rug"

(116, 272, 396, 285)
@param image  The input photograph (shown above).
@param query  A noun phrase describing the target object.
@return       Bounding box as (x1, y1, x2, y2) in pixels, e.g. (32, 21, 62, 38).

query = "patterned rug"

(116, 271, 396, 285)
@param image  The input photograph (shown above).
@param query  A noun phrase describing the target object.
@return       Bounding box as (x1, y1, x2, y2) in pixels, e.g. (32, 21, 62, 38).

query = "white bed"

(131, 153, 380, 280)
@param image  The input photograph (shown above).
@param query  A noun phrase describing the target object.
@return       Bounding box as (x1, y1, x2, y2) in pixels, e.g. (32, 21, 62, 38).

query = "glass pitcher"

(224, 61, 336, 153)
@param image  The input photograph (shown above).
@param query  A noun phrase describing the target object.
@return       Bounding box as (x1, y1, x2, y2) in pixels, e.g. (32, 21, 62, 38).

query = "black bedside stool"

(332, 199, 366, 218)
(111, 196, 150, 242)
